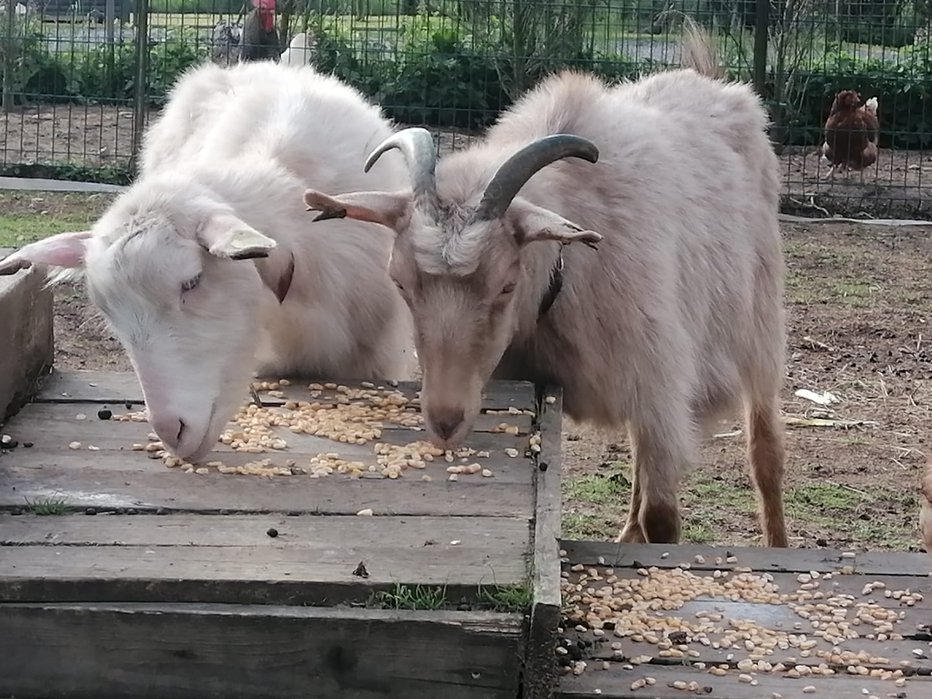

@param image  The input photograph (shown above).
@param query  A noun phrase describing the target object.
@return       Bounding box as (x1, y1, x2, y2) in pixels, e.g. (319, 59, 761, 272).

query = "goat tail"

(679, 15, 725, 80)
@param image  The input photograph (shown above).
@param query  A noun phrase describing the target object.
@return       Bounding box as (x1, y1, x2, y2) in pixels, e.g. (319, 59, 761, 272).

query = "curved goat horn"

(365, 127, 438, 204)
(474, 134, 599, 222)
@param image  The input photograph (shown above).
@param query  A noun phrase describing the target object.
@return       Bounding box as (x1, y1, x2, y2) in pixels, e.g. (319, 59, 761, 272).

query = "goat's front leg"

(624, 415, 693, 544)
(616, 424, 646, 543)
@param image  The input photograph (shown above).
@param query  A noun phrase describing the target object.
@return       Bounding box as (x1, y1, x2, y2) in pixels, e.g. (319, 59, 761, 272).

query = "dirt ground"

(2, 105, 930, 218)
(3, 192, 931, 553)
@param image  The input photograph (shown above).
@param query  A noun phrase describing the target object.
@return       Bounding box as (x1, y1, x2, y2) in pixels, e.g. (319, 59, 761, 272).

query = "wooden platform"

(0, 369, 565, 698)
(557, 541, 932, 698)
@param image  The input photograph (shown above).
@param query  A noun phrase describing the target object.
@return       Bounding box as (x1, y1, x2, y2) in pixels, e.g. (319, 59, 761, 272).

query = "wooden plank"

(36, 369, 538, 411)
(0, 603, 524, 699)
(2, 402, 533, 471)
(558, 663, 931, 698)
(0, 516, 528, 605)
(0, 446, 533, 486)
(558, 558, 932, 696)
(559, 540, 932, 578)
(0, 463, 533, 517)
(572, 629, 932, 673)
(0, 255, 53, 422)
(0, 513, 527, 550)
(524, 385, 565, 699)
(573, 566, 932, 612)
(8, 398, 534, 439)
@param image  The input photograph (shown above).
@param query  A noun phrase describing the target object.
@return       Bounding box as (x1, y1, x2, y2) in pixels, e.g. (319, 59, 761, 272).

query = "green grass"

(0, 192, 112, 248)
(784, 481, 919, 550)
(23, 496, 70, 515)
(563, 467, 630, 539)
(475, 583, 533, 612)
(373, 583, 448, 611)
(0, 214, 90, 248)
(563, 461, 921, 550)
(562, 463, 759, 542)
(682, 521, 715, 544)
(368, 582, 532, 612)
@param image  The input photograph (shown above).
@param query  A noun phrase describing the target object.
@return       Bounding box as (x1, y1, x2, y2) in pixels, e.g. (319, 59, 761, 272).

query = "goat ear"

(508, 199, 602, 248)
(304, 189, 410, 231)
(0, 230, 92, 275)
(197, 213, 277, 260)
(254, 247, 296, 304)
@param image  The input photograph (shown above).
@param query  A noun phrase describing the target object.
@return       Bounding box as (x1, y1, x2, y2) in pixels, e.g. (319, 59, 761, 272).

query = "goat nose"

(151, 414, 186, 450)
(431, 408, 464, 441)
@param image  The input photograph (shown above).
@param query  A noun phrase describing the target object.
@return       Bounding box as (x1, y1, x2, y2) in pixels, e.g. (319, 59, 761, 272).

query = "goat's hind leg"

(746, 397, 787, 547)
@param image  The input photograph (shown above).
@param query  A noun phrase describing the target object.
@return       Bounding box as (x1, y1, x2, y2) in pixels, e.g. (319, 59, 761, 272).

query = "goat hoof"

(615, 525, 647, 544)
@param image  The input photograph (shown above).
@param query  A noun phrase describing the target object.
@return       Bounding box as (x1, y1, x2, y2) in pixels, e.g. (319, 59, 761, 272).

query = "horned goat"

(0, 61, 416, 462)
(303, 27, 788, 546)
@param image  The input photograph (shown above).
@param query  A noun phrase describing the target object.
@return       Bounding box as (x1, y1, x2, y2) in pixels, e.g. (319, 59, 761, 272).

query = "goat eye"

(393, 279, 405, 292)
(500, 282, 516, 295)
(181, 274, 201, 293)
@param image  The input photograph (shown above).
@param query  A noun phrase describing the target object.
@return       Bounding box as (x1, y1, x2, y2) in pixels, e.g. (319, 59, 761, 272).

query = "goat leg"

(617, 429, 646, 543)
(747, 398, 787, 547)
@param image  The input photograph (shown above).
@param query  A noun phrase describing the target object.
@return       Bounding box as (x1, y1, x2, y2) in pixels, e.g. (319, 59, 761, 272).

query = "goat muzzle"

(473, 134, 600, 222)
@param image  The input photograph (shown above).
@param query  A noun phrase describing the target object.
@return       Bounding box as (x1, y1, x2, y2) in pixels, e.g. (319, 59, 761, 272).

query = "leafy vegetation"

(2, 1, 929, 153)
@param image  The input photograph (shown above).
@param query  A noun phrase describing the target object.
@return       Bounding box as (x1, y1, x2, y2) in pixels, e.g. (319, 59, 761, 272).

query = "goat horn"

(364, 127, 438, 203)
(474, 135, 600, 222)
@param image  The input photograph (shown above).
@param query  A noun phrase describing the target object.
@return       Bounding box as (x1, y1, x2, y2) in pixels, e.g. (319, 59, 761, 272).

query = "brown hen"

(922, 459, 932, 556)
(821, 90, 879, 178)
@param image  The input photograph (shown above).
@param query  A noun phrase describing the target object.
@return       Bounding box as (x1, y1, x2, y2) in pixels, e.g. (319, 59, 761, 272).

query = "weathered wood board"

(0, 251, 53, 422)
(0, 604, 525, 699)
(557, 541, 932, 699)
(0, 370, 566, 698)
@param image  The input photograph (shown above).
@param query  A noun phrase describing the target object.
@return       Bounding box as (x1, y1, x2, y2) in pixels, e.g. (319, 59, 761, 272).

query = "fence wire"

(0, 0, 929, 218)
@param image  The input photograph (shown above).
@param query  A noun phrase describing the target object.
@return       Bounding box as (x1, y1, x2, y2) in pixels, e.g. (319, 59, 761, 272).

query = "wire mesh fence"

(0, 0, 929, 217)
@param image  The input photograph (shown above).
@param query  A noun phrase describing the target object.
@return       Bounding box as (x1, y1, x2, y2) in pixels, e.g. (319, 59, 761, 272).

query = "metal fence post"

(2, 0, 14, 113)
(752, 0, 769, 97)
(131, 0, 150, 172)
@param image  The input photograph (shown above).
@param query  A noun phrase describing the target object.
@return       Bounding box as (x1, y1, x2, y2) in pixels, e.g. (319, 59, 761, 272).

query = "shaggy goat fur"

(304, 27, 787, 546)
(0, 61, 416, 462)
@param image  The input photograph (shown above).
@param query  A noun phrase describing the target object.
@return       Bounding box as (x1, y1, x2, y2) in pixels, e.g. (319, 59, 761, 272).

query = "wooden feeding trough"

(557, 542, 932, 698)
(0, 260, 564, 698)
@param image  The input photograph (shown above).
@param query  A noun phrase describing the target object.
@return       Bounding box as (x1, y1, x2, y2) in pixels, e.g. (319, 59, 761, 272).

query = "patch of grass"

(829, 281, 876, 307)
(682, 521, 715, 544)
(23, 496, 69, 515)
(684, 471, 757, 516)
(564, 471, 628, 505)
(563, 464, 631, 540)
(372, 583, 448, 611)
(0, 191, 112, 248)
(563, 511, 618, 540)
(475, 584, 533, 613)
(0, 214, 88, 247)
(786, 482, 862, 516)
(368, 582, 532, 613)
(563, 462, 761, 542)
(785, 481, 919, 550)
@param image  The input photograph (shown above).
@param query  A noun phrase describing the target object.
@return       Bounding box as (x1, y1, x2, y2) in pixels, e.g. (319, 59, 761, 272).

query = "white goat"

(0, 61, 416, 462)
(303, 28, 787, 547)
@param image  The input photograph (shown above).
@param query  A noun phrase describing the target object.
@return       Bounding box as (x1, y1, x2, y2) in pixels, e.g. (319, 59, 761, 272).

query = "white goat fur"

(0, 61, 416, 461)
(306, 30, 787, 546)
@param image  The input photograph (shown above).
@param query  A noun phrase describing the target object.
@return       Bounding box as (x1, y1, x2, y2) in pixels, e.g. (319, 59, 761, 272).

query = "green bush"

(5, 16, 931, 149)
(14, 40, 209, 105)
